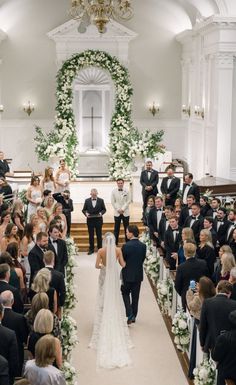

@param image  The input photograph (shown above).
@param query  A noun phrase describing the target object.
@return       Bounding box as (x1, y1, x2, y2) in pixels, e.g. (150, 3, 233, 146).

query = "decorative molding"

(215, 52, 234, 68)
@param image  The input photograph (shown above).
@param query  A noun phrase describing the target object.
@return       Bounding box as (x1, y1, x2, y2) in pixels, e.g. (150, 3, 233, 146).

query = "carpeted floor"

(71, 253, 188, 385)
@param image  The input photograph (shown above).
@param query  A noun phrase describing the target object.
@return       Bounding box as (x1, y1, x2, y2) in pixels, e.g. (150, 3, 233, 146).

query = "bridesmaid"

(41, 167, 56, 193)
(55, 159, 70, 193)
(26, 176, 42, 222)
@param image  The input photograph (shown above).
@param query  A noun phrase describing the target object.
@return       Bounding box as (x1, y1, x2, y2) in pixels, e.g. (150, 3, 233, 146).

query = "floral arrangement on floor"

(34, 49, 164, 178)
(193, 357, 216, 385)
(156, 277, 173, 314)
(172, 309, 191, 352)
(140, 231, 160, 285)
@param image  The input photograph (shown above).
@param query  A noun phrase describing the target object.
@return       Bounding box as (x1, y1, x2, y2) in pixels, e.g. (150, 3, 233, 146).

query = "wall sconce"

(0, 105, 4, 113)
(23, 101, 35, 116)
(182, 104, 191, 117)
(194, 105, 204, 119)
(149, 102, 160, 117)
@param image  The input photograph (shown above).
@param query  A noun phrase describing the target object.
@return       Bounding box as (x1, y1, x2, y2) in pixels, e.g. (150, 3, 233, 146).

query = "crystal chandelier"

(69, 0, 134, 34)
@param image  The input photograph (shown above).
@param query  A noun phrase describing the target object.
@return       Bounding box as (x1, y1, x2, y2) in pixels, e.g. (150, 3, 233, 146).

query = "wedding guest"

(53, 190, 74, 237)
(159, 205, 175, 247)
(11, 200, 25, 239)
(143, 195, 155, 227)
(49, 204, 67, 239)
(28, 232, 48, 286)
(164, 216, 182, 270)
(226, 210, 236, 245)
(0, 152, 10, 178)
(29, 214, 40, 236)
(43, 195, 55, 219)
(175, 242, 208, 309)
(214, 207, 231, 247)
(200, 195, 211, 217)
(0, 252, 23, 291)
(203, 216, 218, 248)
(178, 195, 195, 227)
(212, 310, 236, 385)
(111, 179, 131, 245)
(36, 207, 48, 233)
(82, 189, 106, 255)
(0, 300, 19, 385)
(197, 229, 216, 276)
(20, 223, 35, 285)
(29, 268, 57, 314)
(41, 189, 52, 208)
(219, 252, 236, 281)
(40, 167, 56, 193)
(230, 228, 236, 260)
(183, 203, 204, 244)
(182, 173, 200, 204)
(27, 310, 62, 369)
(206, 197, 221, 218)
(148, 196, 164, 246)
(160, 167, 180, 206)
(6, 242, 26, 291)
(0, 224, 20, 252)
(229, 267, 236, 301)
(140, 160, 159, 217)
(24, 293, 61, 339)
(55, 159, 70, 193)
(0, 195, 9, 217)
(25, 334, 65, 385)
(0, 211, 11, 242)
(26, 176, 42, 222)
(0, 263, 23, 313)
(121, 225, 146, 324)
(48, 225, 68, 275)
(0, 355, 9, 385)
(1, 290, 29, 376)
(213, 245, 233, 285)
(0, 178, 13, 200)
(177, 227, 195, 265)
(174, 197, 183, 212)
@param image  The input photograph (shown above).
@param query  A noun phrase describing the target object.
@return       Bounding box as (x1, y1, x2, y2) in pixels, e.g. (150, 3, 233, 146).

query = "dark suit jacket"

(159, 216, 170, 242)
(164, 226, 182, 269)
(148, 207, 164, 235)
(210, 227, 218, 248)
(213, 218, 231, 246)
(178, 206, 192, 227)
(160, 176, 180, 205)
(52, 193, 74, 216)
(183, 214, 204, 243)
(46, 266, 66, 307)
(200, 203, 211, 217)
(206, 208, 218, 218)
(212, 328, 236, 381)
(82, 197, 106, 221)
(0, 324, 19, 382)
(28, 244, 45, 285)
(175, 257, 208, 309)
(0, 355, 9, 385)
(0, 185, 13, 200)
(182, 182, 200, 202)
(0, 281, 23, 314)
(48, 238, 68, 276)
(140, 169, 159, 195)
(0, 160, 9, 178)
(2, 308, 28, 375)
(196, 244, 216, 276)
(200, 294, 236, 352)
(121, 239, 146, 283)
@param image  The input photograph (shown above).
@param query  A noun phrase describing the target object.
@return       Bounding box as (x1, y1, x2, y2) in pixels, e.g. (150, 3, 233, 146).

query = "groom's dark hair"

(127, 225, 139, 238)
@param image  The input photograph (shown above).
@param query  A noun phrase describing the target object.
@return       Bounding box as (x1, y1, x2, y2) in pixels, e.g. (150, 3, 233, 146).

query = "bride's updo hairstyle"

(102, 232, 115, 248)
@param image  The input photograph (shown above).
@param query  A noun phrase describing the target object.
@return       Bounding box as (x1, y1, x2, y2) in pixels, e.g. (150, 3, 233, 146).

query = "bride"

(89, 232, 132, 369)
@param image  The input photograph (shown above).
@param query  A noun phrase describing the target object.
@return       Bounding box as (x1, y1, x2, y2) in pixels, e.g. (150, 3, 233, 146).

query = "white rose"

(178, 319, 188, 329)
(198, 367, 209, 381)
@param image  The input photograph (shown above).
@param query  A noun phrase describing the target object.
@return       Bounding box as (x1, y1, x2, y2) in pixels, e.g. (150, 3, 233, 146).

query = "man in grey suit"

(121, 225, 146, 324)
(111, 178, 131, 245)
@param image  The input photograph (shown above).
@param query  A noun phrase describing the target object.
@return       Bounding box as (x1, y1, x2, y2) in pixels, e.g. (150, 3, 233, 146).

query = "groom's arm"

(121, 244, 128, 261)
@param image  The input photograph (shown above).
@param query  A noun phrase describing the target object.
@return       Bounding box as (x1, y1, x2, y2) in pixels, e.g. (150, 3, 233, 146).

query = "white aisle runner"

(71, 253, 188, 385)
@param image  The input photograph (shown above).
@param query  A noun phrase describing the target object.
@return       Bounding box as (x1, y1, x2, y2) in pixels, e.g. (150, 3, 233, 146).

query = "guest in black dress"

(29, 268, 57, 314)
(143, 195, 155, 227)
(197, 229, 216, 276)
(200, 195, 211, 217)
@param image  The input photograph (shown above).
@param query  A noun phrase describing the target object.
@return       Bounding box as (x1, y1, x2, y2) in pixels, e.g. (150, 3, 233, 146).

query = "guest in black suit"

(200, 195, 211, 217)
(121, 225, 146, 324)
(212, 310, 236, 385)
(0, 355, 9, 385)
(182, 173, 200, 204)
(213, 207, 231, 247)
(0, 301, 19, 385)
(148, 196, 164, 246)
(0, 264, 23, 314)
(1, 290, 29, 376)
(82, 189, 106, 255)
(229, 267, 236, 300)
(43, 250, 66, 319)
(140, 160, 159, 216)
(206, 198, 221, 219)
(160, 167, 180, 207)
(175, 242, 208, 309)
(164, 216, 182, 270)
(48, 225, 68, 275)
(183, 203, 204, 244)
(203, 216, 218, 248)
(53, 190, 74, 237)
(178, 195, 195, 227)
(0, 152, 10, 178)
(0, 178, 13, 200)
(230, 228, 236, 261)
(28, 231, 48, 286)
(226, 209, 236, 245)
(159, 205, 175, 245)
(197, 229, 216, 277)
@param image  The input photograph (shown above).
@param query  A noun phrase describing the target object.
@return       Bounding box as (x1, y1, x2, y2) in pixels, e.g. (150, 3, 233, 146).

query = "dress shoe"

(127, 318, 133, 325)
(132, 317, 136, 323)
(87, 250, 94, 255)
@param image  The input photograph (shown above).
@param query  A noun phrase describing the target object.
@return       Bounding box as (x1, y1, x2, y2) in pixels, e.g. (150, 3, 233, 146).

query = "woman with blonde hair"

(27, 311, 62, 370)
(0, 223, 20, 252)
(197, 229, 216, 276)
(220, 252, 236, 281)
(0, 211, 11, 242)
(49, 203, 67, 239)
(11, 199, 25, 239)
(213, 245, 233, 284)
(25, 334, 65, 385)
(40, 167, 56, 193)
(44, 195, 55, 219)
(36, 207, 48, 233)
(55, 159, 70, 193)
(177, 227, 195, 265)
(26, 176, 42, 222)
(29, 268, 57, 314)
(29, 214, 41, 236)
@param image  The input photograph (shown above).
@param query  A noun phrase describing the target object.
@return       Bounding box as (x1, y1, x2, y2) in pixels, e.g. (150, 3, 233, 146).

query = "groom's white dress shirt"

(111, 188, 131, 217)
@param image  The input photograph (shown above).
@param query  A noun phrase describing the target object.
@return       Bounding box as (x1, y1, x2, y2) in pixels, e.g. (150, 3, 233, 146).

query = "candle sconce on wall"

(0, 105, 4, 113)
(182, 104, 191, 117)
(23, 101, 35, 116)
(149, 102, 160, 117)
(194, 105, 204, 119)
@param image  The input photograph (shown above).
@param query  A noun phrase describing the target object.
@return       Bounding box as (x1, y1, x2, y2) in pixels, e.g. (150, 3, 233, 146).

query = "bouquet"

(193, 357, 216, 385)
(172, 309, 190, 352)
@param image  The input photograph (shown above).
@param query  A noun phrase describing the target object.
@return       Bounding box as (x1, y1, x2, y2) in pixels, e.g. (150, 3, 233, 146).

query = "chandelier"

(69, 0, 134, 34)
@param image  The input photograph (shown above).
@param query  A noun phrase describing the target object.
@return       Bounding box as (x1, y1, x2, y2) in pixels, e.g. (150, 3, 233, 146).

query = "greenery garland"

(35, 49, 164, 178)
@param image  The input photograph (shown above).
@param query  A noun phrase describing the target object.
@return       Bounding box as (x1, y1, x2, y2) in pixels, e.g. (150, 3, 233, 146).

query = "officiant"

(82, 189, 106, 255)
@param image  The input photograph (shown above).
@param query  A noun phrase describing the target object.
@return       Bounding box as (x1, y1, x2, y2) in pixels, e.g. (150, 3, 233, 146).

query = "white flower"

(178, 319, 188, 330)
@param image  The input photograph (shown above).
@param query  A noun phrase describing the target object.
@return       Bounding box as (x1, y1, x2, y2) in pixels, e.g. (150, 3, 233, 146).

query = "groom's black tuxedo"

(121, 238, 146, 319)
(0, 159, 9, 178)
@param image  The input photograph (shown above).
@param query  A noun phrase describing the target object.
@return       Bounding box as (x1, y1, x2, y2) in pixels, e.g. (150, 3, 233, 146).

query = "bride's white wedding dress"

(89, 234, 132, 369)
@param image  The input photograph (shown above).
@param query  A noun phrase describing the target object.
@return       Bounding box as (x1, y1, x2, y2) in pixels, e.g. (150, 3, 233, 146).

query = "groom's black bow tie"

(92, 198, 97, 201)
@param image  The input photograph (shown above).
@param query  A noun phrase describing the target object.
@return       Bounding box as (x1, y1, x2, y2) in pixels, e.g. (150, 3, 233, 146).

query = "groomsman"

(164, 216, 182, 270)
(160, 167, 180, 206)
(48, 225, 68, 276)
(82, 189, 106, 255)
(148, 196, 164, 246)
(183, 203, 204, 244)
(213, 207, 231, 247)
(182, 173, 200, 204)
(140, 160, 159, 216)
(178, 195, 195, 227)
(111, 178, 131, 245)
(0, 151, 10, 178)
(206, 198, 221, 218)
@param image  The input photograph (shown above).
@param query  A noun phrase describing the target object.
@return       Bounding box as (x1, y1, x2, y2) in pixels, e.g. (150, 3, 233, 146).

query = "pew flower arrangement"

(61, 314, 79, 360)
(156, 277, 173, 314)
(62, 361, 77, 385)
(172, 309, 191, 352)
(193, 357, 216, 385)
(140, 231, 160, 285)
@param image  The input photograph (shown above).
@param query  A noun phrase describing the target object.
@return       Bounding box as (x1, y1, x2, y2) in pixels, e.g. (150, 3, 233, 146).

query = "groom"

(121, 225, 146, 324)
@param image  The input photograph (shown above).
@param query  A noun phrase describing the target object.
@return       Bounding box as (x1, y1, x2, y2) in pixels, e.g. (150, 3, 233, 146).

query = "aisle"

(71, 253, 188, 385)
